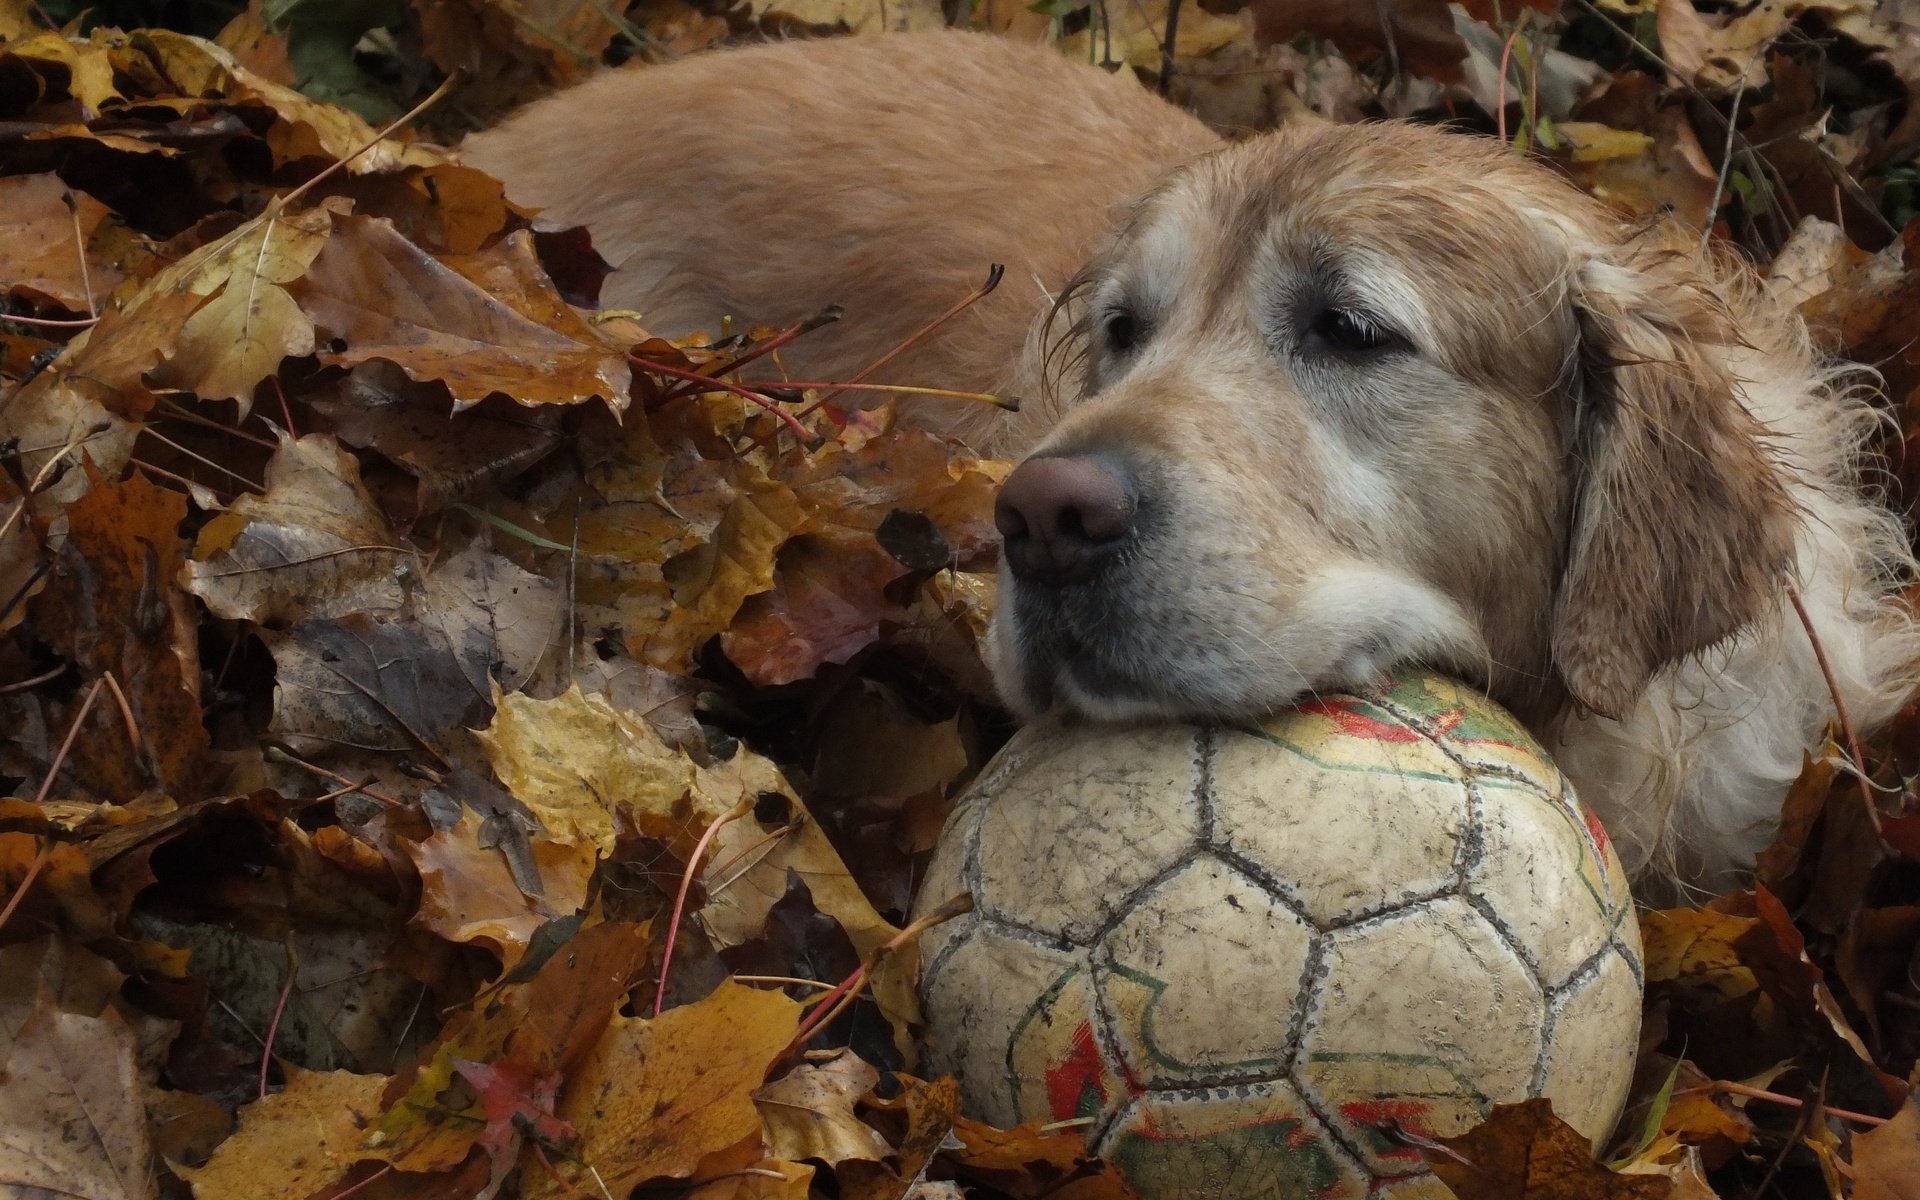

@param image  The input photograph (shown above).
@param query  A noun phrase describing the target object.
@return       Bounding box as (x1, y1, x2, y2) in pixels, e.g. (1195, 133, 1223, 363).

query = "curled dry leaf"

(754, 1049, 892, 1166)
(291, 214, 631, 411)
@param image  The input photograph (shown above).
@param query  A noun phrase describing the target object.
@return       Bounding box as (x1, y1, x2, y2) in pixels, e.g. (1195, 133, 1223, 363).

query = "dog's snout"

(996, 455, 1137, 582)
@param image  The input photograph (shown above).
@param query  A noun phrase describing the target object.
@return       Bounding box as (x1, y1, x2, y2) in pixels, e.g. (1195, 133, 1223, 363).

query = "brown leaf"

(0, 936, 125, 1062)
(178, 1066, 387, 1200)
(0, 999, 157, 1200)
(947, 1113, 1144, 1200)
(26, 468, 208, 799)
(1247, 0, 1468, 82)
(1423, 1098, 1668, 1199)
(310, 362, 565, 521)
(0, 173, 125, 310)
(525, 980, 804, 1199)
(183, 432, 408, 625)
(262, 613, 484, 758)
(405, 805, 596, 962)
(141, 202, 341, 409)
(722, 531, 910, 685)
(755, 1050, 891, 1166)
(291, 214, 631, 410)
(1853, 1084, 1920, 1200)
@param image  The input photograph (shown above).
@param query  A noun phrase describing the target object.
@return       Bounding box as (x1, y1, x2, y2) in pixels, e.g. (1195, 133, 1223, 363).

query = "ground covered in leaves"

(4, 1, 1920, 1198)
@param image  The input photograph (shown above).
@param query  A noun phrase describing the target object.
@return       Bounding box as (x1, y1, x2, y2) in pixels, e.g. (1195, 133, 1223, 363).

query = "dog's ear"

(1553, 243, 1797, 718)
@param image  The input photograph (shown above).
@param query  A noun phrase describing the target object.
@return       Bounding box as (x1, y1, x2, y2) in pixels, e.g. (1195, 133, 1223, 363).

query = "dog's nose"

(995, 455, 1137, 583)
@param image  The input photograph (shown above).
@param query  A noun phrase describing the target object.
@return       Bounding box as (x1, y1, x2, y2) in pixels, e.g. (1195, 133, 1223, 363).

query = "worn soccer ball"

(914, 672, 1642, 1200)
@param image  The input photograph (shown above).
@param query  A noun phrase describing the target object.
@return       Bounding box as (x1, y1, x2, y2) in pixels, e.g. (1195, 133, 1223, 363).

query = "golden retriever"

(464, 31, 1920, 893)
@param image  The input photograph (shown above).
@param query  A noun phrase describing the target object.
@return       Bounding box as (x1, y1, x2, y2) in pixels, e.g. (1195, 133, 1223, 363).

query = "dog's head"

(987, 122, 1796, 726)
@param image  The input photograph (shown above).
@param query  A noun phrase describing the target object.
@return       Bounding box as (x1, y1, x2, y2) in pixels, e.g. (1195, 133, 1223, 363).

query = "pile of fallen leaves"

(3, 0, 1920, 1198)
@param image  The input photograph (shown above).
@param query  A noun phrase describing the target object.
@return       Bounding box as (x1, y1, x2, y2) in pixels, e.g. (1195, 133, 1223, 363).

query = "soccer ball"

(914, 672, 1642, 1200)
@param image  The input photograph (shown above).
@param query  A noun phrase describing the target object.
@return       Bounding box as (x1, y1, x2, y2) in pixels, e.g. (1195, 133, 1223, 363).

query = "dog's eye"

(1102, 309, 1142, 354)
(1308, 307, 1396, 355)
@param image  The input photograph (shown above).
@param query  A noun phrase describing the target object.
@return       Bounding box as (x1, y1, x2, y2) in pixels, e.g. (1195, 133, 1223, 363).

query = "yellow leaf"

(143, 201, 343, 410)
(1555, 122, 1656, 164)
(525, 981, 803, 1199)
(179, 1067, 387, 1200)
(478, 685, 697, 856)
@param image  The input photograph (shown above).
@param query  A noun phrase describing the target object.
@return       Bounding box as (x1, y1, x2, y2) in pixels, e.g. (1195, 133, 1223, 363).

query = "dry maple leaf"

(0, 173, 127, 311)
(405, 805, 597, 963)
(1852, 1082, 1920, 1200)
(177, 1065, 388, 1200)
(292, 215, 631, 411)
(0, 998, 157, 1200)
(183, 431, 410, 625)
(25, 468, 207, 800)
(755, 1049, 892, 1166)
(1422, 1097, 1669, 1199)
(139, 200, 343, 411)
(525, 980, 804, 1199)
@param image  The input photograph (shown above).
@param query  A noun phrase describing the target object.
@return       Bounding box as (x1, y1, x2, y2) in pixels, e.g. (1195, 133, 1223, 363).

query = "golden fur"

(465, 31, 1920, 894)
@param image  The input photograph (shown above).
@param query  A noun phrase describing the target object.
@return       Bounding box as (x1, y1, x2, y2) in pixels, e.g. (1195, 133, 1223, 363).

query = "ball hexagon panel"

(1095, 854, 1316, 1088)
(1211, 715, 1469, 928)
(1371, 675, 1562, 793)
(1296, 896, 1545, 1178)
(1094, 1081, 1370, 1200)
(920, 927, 1119, 1129)
(1538, 946, 1644, 1147)
(969, 724, 1203, 944)
(1467, 777, 1623, 989)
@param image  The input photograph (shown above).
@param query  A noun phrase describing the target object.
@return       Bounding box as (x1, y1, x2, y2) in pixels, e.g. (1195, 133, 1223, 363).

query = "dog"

(464, 31, 1920, 893)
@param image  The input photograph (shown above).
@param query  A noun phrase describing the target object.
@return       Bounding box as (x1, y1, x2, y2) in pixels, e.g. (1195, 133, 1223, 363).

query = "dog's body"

(466, 31, 1920, 892)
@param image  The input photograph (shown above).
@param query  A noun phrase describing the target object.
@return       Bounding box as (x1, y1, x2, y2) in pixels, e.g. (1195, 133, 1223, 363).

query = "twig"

(320, 1166, 394, 1200)
(0, 678, 107, 934)
(1784, 580, 1883, 839)
(1701, 42, 1771, 254)
(755, 380, 1017, 411)
(69, 195, 95, 317)
(796, 264, 1004, 420)
(0, 312, 99, 328)
(1677, 1080, 1887, 1128)
(778, 893, 973, 1059)
(265, 745, 404, 808)
(628, 355, 813, 442)
(667, 306, 843, 400)
(0, 663, 67, 694)
(260, 943, 300, 1099)
(1158, 0, 1183, 97)
(653, 802, 751, 1017)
